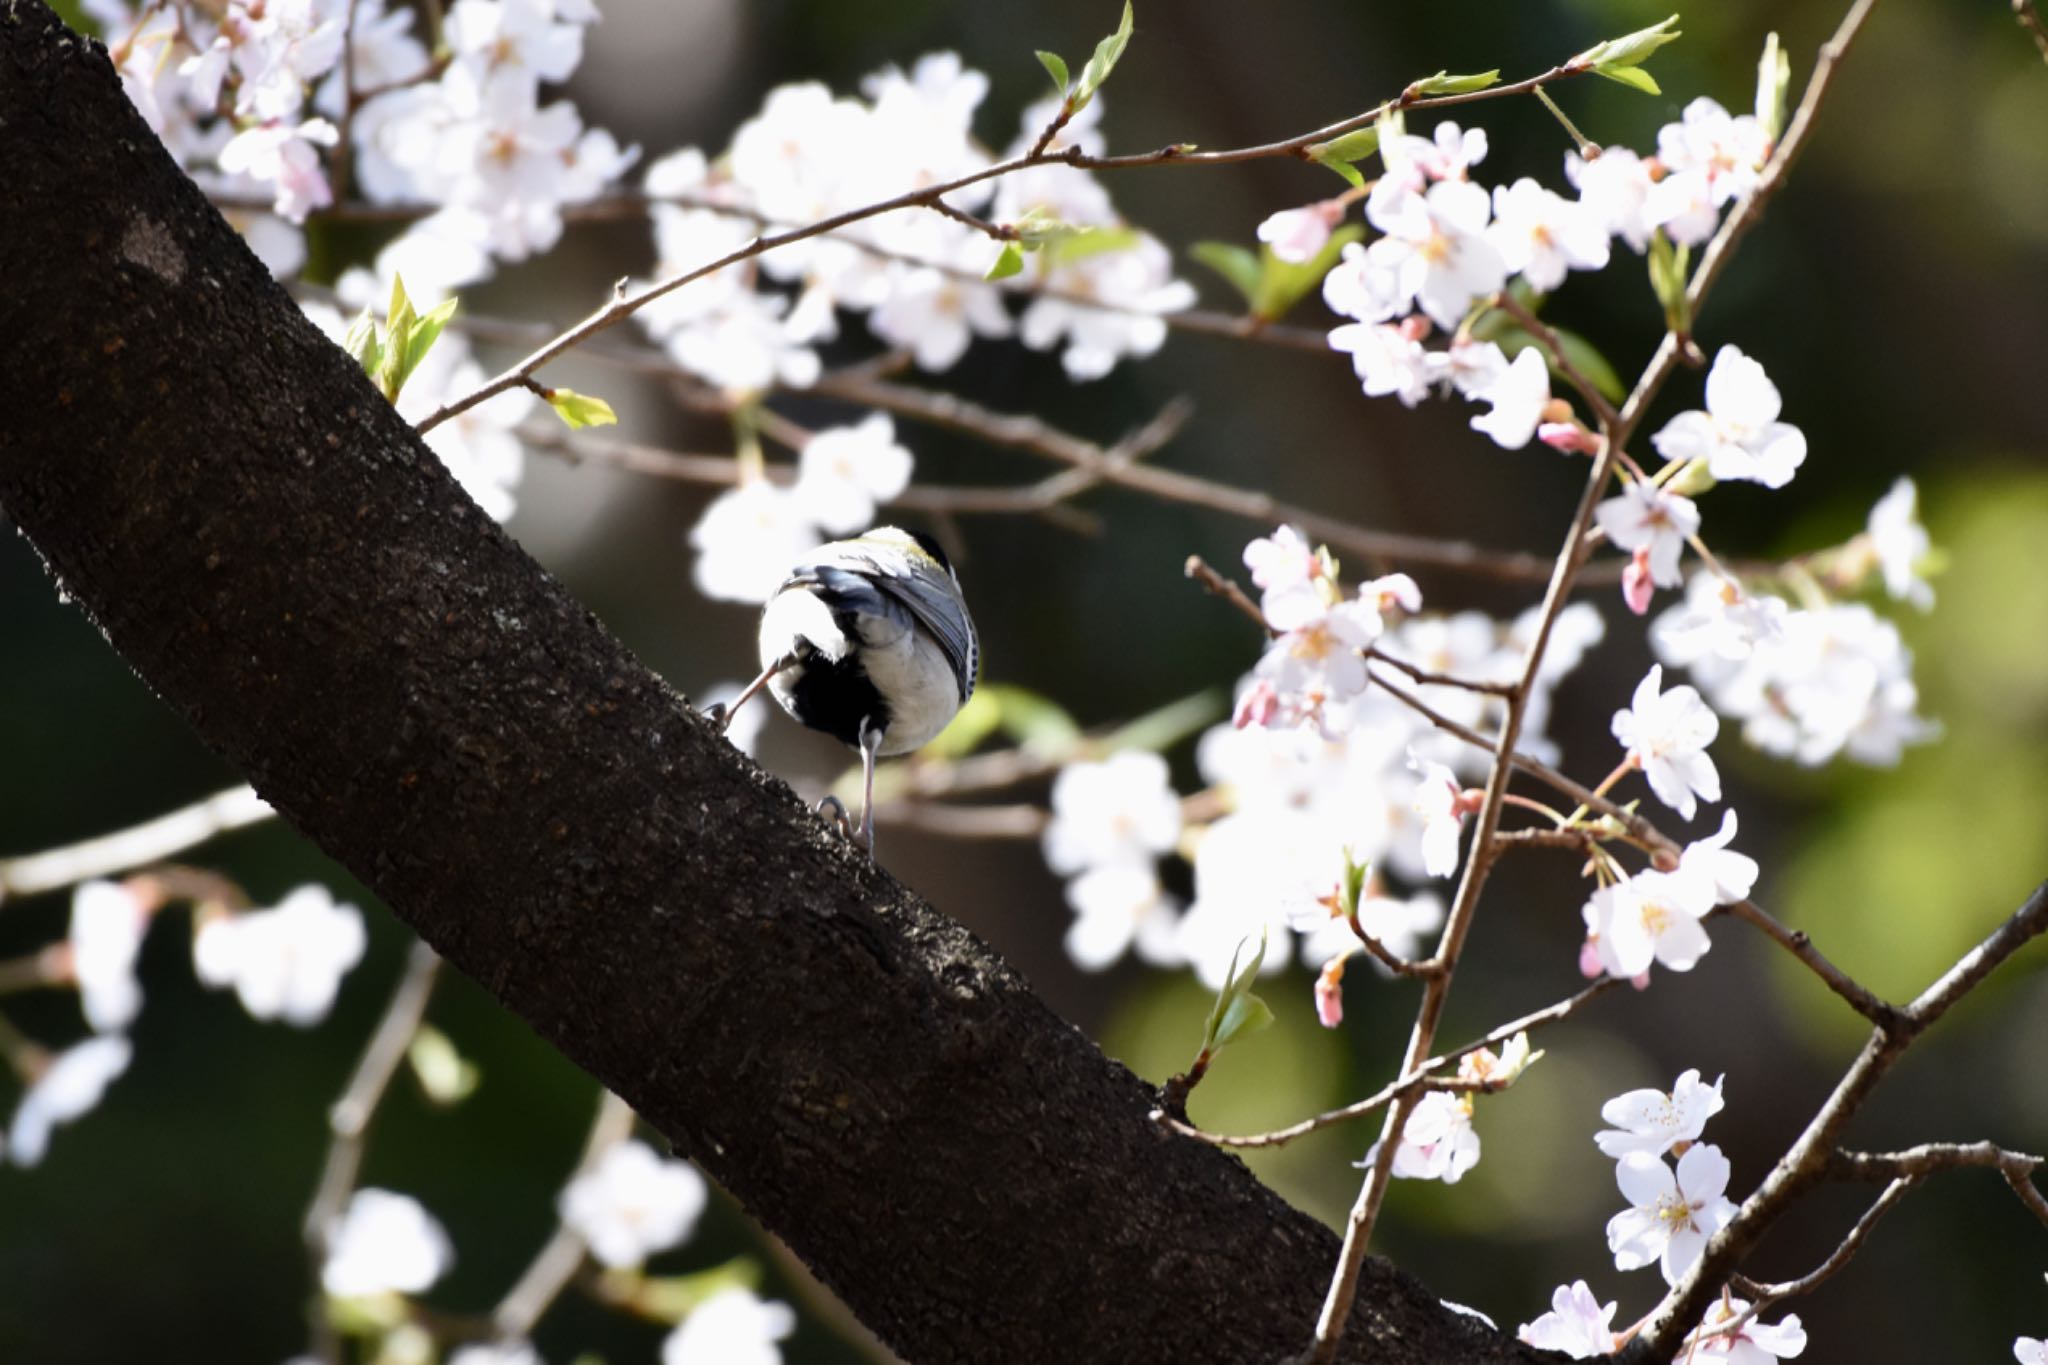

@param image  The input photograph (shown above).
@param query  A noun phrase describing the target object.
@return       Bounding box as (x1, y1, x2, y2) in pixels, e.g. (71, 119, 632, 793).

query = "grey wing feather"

(793, 541, 978, 701)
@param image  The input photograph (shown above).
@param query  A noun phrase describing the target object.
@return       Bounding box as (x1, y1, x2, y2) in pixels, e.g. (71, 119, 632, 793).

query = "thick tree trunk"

(0, 5, 1546, 1361)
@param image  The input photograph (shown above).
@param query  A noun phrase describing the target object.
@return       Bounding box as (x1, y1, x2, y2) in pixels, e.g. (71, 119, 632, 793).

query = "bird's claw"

(702, 700, 731, 730)
(815, 794, 855, 842)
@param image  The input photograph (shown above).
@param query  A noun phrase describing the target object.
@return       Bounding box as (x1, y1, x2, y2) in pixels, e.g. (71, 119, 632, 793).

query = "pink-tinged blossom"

(1328, 319, 1435, 407)
(1360, 573, 1422, 617)
(1243, 525, 1323, 616)
(1254, 598, 1386, 735)
(1377, 120, 1489, 198)
(1614, 665, 1721, 819)
(1469, 347, 1553, 451)
(1568, 146, 1654, 252)
(1688, 1296, 1809, 1363)
(792, 413, 914, 534)
(1595, 481, 1700, 596)
(1607, 1143, 1738, 1284)
(217, 118, 339, 224)
(1540, 420, 1603, 456)
(1362, 179, 1506, 330)
(1623, 547, 1657, 616)
(1680, 810, 1759, 904)
(1409, 755, 1472, 879)
(1320, 240, 1408, 324)
(6, 1035, 132, 1167)
(445, 0, 589, 84)
(1866, 476, 1934, 610)
(1487, 177, 1610, 292)
(322, 1188, 454, 1298)
(1595, 1068, 1726, 1158)
(1587, 867, 1717, 978)
(1368, 1088, 1481, 1184)
(1651, 346, 1807, 489)
(1654, 574, 1789, 665)
(1657, 98, 1772, 208)
(1258, 199, 1346, 264)
(1519, 1281, 1620, 1358)
(2018, 1339, 2048, 1365)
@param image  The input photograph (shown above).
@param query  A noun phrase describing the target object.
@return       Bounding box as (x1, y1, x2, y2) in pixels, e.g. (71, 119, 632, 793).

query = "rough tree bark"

(0, 5, 1550, 1361)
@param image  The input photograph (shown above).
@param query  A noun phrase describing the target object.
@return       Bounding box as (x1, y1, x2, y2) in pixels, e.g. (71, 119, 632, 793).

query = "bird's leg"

(858, 721, 886, 854)
(814, 794, 855, 841)
(705, 652, 795, 731)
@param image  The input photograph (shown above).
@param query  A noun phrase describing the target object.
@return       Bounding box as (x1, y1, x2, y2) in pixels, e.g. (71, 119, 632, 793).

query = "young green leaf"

(1576, 15, 1682, 70)
(406, 1025, 480, 1105)
(1411, 69, 1500, 96)
(1043, 224, 1139, 267)
(1200, 930, 1272, 1055)
(985, 242, 1025, 281)
(1012, 205, 1088, 248)
(342, 307, 383, 378)
(1306, 124, 1379, 190)
(1755, 31, 1790, 141)
(1072, 1, 1135, 114)
(399, 295, 459, 390)
(1594, 62, 1662, 96)
(1188, 241, 1262, 309)
(1210, 991, 1274, 1051)
(989, 683, 1083, 755)
(1251, 224, 1363, 320)
(546, 387, 619, 430)
(1646, 230, 1692, 333)
(1036, 49, 1070, 97)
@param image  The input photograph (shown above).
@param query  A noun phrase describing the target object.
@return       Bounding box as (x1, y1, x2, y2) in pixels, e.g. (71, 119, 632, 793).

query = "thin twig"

(490, 1090, 639, 1342)
(1723, 1176, 1919, 1320)
(2016, 0, 2048, 64)
(1364, 645, 1517, 697)
(1718, 898, 1900, 1028)
(0, 784, 274, 905)
(1183, 555, 1275, 634)
(1492, 291, 1621, 432)
(1828, 1140, 2048, 1229)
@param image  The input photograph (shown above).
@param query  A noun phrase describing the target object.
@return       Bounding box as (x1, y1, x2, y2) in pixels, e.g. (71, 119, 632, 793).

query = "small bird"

(717, 526, 977, 853)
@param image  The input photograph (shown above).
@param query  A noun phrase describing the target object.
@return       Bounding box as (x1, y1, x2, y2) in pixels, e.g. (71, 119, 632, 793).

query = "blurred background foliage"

(6, 0, 2048, 1360)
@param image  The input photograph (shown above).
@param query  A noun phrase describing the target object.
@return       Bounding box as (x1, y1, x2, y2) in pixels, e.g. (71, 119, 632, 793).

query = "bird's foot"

(815, 794, 856, 842)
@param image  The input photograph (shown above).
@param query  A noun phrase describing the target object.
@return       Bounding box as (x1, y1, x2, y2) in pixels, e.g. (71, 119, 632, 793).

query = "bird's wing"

(791, 541, 977, 702)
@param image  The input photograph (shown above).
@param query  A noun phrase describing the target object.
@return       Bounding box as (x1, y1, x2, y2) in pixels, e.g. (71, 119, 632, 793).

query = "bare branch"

(0, 785, 274, 905)
(490, 1090, 638, 1342)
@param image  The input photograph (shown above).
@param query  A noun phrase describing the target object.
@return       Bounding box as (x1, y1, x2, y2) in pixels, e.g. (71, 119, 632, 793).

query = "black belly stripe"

(783, 641, 889, 749)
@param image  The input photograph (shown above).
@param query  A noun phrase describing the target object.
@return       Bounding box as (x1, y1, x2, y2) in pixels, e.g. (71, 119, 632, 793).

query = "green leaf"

(1188, 241, 1262, 309)
(1646, 230, 1692, 333)
(1201, 930, 1270, 1054)
(1411, 69, 1500, 96)
(989, 683, 1082, 756)
(1307, 124, 1379, 190)
(985, 241, 1025, 280)
(1072, 1, 1135, 113)
(1036, 49, 1070, 97)
(1576, 15, 1681, 70)
(615, 1257, 764, 1326)
(406, 1024, 479, 1105)
(399, 295, 458, 389)
(1593, 62, 1662, 95)
(1102, 688, 1227, 754)
(1341, 850, 1370, 922)
(1251, 224, 1363, 321)
(546, 387, 619, 429)
(1012, 205, 1088, 248)
(1043, 224, 1139, 267)
(341, 307, 382, 378)
(1755, 31, 1790, 142)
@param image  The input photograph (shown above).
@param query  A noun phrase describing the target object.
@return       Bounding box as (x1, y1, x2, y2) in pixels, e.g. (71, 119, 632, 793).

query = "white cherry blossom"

(793, 414, 914, 533)
(662, 1288, 797, 1365)
(1408, 757, 1469, 879)
(1064, 863, 1182, 971)
(1651, 346, 1807, 489)
(1328, 319, 1435, 407)
(1362, 179, 1506, 329)
(1595, 482, 1701, 591)
(1042, 751, 1182, 875)
(1368, 1088, 1480, 1184)
(1680, 810, 1759, 904)
(1519, 1281, 1620, 1358)
(322, 1188, 454, 1298)
(2018, 1339, 2048, 1365)
(1614, 665, 1721, 819)
(217, 117, 339, 224)
(1258, 199, 1345, 264)
(1469, 347, 1552, 450)
(1688, 1296, 1808, 1362)
(1866, 476, 1934, 609)
(69, 880, 148, 1033)
(1568, 146, 1654, 252)
(1607, 1143, 1738, 1284)
(1595, 1069, 1726, 1158)
(1487, 177, 1610, 291)
(7, 1035, 132, 1167)
(1587, 867, 1716, 978)
(688, 482, 821, 605)
(193, 885, 367, 1026)
(560, 1139, 709, 1269)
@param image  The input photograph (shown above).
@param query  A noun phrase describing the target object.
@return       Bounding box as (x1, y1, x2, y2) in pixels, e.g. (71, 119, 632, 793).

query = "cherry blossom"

(1252, 596, 1386, 735)
(2018, 1338, 2048, 1365)
(1487, 177, 1610, 291)
(661, 1288, 797, 1365)
(1064, 863, 1183, 971)
(321, 1188, 454, 1298)
(217, 118, 339, 224)
(792, 414, 915, 534)
(1369, 1088, 1481, 1184)
(1409, 756, 1471, 879)
(1519, 1281, 1620, 1358)
(560, 1139, 709, 1269)
(445, 0, 587, 85)
(1654, 574, 1789, 665)
(1016, 233, 1196, 381)
(1613, 664, 1721, 819)
(688, 482, 821, 605)
(1651, 346, 1807, 489)
(1607, 1143, 1738, 1284)
(1656, 98, 1771, 207)
(1588, 865, 1718, 978)
(1865, 476, 1934, 610)
(1258, 199, 1346, 264)
(6, 1035, 132, 1167)
(69, 880, 148, 1033)
(1688, 1296, 1808, 1362)
(1568, 146, 1654, 252)
(448, 1344, 543, 1365)
(1321, 241, 1409, 325)
(1042, 751, 1183, 875)
(1680, 810, 1759, 904)
(193, 885, 367, 1026)
(1595, 1068, 1726, 1158)
(1469, 347, 1553, 451)
(1328, 318, 1435, 407)
(1363, 179, 1507, 329)
(1595, 481, 1701, 602)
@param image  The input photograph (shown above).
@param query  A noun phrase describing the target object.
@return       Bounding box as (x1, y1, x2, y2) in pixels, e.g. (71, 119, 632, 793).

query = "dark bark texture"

(0, 4, 1550, 1361)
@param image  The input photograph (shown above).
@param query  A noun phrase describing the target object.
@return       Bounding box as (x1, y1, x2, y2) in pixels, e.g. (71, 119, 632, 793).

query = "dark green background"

(6, 0, 2047, 1359)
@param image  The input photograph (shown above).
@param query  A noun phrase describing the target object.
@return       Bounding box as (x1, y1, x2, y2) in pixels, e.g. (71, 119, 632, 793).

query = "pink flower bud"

(1315, 961, 1346, 1028)
(1577, 937, 1604, 980)
(1539, 421, 1603, 456)
(1233, 679, 1281, 729)
(1622, 546, 1656, 616)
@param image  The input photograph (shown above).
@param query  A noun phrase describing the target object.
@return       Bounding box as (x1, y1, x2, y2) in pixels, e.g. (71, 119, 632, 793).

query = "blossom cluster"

(636, 63, 1192, 396)
(1520, 1070, 1807, 1361)
(1037, 525, 1605, 988)
(320, 1140, 793, 1365)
